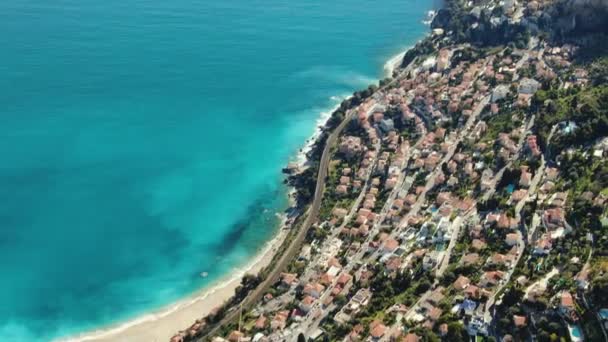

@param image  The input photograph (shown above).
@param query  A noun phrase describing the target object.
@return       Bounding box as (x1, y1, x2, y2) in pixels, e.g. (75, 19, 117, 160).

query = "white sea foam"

(64, 42, 422, 342)
(422, 10, 436, 25)
(384, 50, 406, 77)
(293, 94, 350, 169)
(293, 66, 375, 89)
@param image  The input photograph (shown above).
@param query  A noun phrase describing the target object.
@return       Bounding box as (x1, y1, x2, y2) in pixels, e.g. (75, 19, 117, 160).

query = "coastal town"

(171, 0, 608, 341)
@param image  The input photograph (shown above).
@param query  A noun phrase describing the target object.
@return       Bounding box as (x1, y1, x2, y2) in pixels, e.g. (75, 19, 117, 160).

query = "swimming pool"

(506, 183, 515, 194)
(568, 324, 583, 342)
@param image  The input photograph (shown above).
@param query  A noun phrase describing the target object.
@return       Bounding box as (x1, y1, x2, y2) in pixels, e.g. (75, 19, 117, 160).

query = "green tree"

(446, 322, 469, 342)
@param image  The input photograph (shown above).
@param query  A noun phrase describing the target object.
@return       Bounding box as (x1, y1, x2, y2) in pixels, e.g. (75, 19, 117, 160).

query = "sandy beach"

(384, 50, 407, 77)
(60, 43, 421, 342)
(62, 95, 347, 342)
(60, 227, 289, 342)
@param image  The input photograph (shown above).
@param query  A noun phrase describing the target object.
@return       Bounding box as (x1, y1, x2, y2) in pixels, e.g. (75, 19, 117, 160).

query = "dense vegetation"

(431, 1, 530, 48)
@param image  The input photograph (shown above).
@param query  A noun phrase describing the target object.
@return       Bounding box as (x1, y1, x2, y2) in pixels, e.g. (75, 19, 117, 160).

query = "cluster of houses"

(197, 1, 601, 338)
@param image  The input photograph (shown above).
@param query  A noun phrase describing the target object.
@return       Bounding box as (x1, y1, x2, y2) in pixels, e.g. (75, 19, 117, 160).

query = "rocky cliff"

(550, 0, 608, 34)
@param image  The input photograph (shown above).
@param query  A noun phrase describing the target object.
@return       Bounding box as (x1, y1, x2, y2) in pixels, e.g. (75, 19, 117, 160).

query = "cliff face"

(550, 0, 608, 34)
(430, 3, 530, 48)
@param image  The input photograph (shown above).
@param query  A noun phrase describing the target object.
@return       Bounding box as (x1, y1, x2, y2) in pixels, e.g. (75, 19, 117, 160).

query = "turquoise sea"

(0, 0, 434, 340)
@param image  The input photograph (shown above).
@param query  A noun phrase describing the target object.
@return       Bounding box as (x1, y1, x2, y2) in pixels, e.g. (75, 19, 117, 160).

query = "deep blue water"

(0, 0, 434, 340)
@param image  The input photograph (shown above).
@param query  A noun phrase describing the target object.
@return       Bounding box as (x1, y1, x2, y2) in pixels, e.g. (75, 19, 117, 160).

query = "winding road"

(197, 102, 356, 341)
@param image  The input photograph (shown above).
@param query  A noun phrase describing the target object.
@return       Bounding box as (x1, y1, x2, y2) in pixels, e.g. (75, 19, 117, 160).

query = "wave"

(58, 40, 422, 342)
(292, 65, 376, 89)
(383, 49, 407, 77)
(422, 10, 436, 25)
(292, 93, 351, 169)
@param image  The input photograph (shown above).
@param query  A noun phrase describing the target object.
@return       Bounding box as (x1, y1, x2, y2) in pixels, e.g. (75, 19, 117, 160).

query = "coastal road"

(200, 56, 420, 339)
(294, 142, 417, 339)
(197, 102, 357, 341)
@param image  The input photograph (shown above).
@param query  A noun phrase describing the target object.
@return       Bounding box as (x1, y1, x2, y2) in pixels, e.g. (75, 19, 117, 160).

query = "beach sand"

(62, 44, 418, 342)
(63, 94, 343, 342)
(61, 228, 289, 342)
(383, 50, 406, 77)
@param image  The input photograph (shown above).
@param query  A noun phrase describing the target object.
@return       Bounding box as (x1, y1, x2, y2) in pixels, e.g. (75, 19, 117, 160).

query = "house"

(427, 307, 443, 321)
(423, 252, 438, 270)
(545, 167, 559, 181)
(511, 189, 528, 202)
(254, 315, 267, 330)
(559, 291, 576, 316)
(491, 85, 510, 102)
(534, 234, 552, 255)
(436, 192, 452, 206)
(526, 135, 541, 156)
(519, 170, 532, 188)
(480, 271, 505, 288)
(337, 273, 353, 287)
(383, 238, 400, 254)
(385, 255, 402, 272)
(300, 295, 315, 312)
(489, 253, 513, 266)
(335, 288, 372, 324)
(280, 273, 298, 288)
(427, 287, 446, 306)
(461, 299, 478, 315)
(369, 320, 387, 340)
(467, 316, 488, 336)
(270, 311, 289, 330)
(518, 78, 541, 95)
(549, 192, 568, 208)
(339, 136, 363, 159)
(471, 239, 487, 251)
(379, 118, 395, 133)
(228, 331, 245, 342)
(332, 208, 348, 219)
(319, 273, 334, 286)
(454, 275, 471, 291)
(346, 325, 364, 341)
(464, 285, 481, 299)
(336, 185, 348, 195)
(505, 233, 519, 246)
(171, 334, 187, 342)
(498, 214, 517, 229)
(303, 283, 325, 298)
(513, 315, 527, 328)
(461, 253, 480, 266)
(437, 49, 451, 71)
(544, 208, 565, 229)
(403, 333, 420, 342)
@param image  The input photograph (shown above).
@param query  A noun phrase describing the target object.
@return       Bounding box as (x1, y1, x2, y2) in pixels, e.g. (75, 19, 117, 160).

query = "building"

(518, 78, 541, 95)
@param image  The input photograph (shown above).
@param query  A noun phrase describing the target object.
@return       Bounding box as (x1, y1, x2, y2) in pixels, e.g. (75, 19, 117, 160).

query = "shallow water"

(0, 0, 434, 339)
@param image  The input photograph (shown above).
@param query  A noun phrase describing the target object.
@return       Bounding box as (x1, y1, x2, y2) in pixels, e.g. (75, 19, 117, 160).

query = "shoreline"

(60, 43, 421, 342)
(293, 94, 351, 168)
(59, 222, 290, 342)
(383, 49, 408, 77)
(57, 95, 349, 342)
